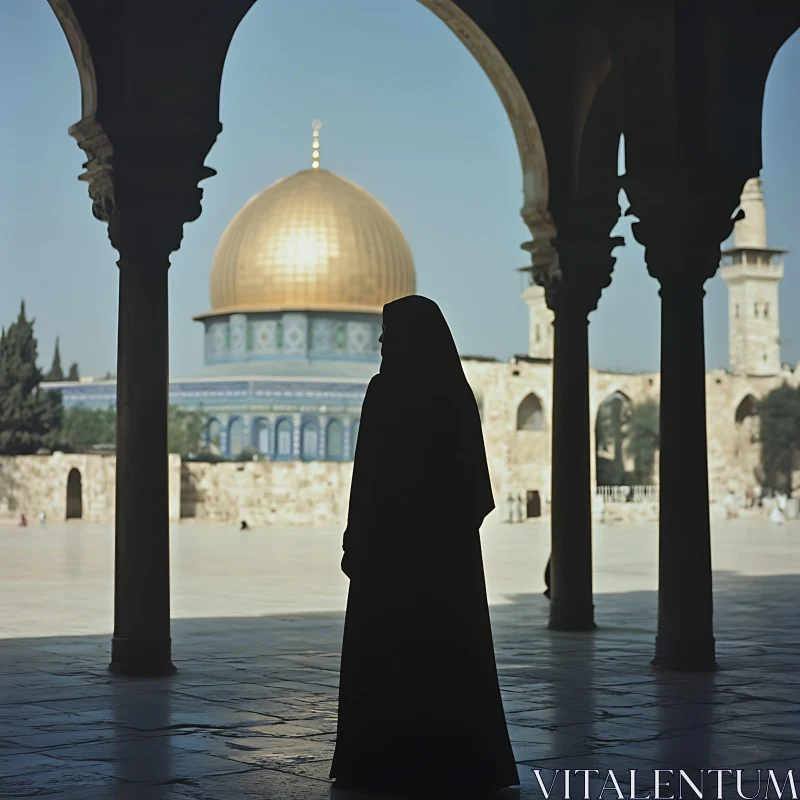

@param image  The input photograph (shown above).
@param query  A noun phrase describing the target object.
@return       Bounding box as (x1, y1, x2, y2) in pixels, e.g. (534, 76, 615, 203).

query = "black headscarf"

(349, 295, 495, 531)
(379, 295, 467, 400)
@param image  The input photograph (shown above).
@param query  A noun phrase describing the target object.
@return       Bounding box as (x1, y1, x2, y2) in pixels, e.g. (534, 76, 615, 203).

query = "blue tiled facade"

(201, 311, 382, 367)
(46, 377, 368, 461)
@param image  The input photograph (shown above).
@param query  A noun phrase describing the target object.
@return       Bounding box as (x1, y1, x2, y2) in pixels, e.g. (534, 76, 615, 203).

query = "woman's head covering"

(375, 295, 495, 523)
(379, 295, 468, 392)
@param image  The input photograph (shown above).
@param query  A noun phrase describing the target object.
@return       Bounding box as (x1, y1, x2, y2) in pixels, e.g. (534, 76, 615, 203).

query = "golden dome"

(204, 169, 416, 316)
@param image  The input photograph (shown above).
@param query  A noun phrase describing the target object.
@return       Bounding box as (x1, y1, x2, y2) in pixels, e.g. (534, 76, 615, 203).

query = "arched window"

(206, 418, 222, 454)
(228, 417, 244, 457)
(535, 324, 541, 343)
(326, 419, 344, 460)
(764, 302, 770, 318)
(301, 421, 319, 461)
(516, 393, 544, 431)
(275, 419, 293, 459)
(252, 418, 269, 454)
(754, 302, 760, 317)
(735, 394, 759, 425)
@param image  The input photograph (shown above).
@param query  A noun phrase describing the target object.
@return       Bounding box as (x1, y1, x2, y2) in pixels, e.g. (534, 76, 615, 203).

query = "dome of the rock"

(205, 168, 416, 315)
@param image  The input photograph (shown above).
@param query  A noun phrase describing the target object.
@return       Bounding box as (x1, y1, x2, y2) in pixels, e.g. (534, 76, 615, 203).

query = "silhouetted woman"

(331, 295, 519, 796)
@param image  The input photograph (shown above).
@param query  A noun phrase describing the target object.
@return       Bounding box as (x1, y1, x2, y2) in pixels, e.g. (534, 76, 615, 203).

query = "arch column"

(71, 117, 218, 676)
(627, 173, 746, 671)
(530, 230, 622, 632)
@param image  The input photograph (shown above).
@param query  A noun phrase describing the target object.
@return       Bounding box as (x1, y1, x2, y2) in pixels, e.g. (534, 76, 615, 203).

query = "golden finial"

(312, 120, 322, 169)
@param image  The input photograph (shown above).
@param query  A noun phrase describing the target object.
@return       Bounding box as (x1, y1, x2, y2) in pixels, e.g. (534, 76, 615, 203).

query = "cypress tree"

(45, 337, 65, 382)
(67, 362, 80, 381)
(0, 301, 63, 454)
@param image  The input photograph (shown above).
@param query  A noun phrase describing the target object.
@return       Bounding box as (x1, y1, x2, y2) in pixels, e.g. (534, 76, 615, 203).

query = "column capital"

(69, 115, 220, 261)
(524, 234, 624, 315)
(625, 172, 749, 288)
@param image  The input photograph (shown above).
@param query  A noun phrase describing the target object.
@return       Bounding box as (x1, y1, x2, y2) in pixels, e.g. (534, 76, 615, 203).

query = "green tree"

(45, 337, 64, 381)
(759, 384, 800, 495)
(167, 406, 206, 455)
(59, 406, 116, 448)
(58, 404, 207, 455)
(0, 301, 63, 454)
(67, 362, 80, 381)
(626, 398, 660, 485)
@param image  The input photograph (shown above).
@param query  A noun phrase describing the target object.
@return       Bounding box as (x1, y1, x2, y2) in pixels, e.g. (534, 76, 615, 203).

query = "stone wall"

(180, 460, 354, 526)
(0, 453, 181, 524)
(2, 361, 798, 527)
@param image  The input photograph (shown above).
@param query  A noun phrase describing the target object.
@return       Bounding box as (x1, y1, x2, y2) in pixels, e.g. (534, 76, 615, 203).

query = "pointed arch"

(516, 393, 545, 431)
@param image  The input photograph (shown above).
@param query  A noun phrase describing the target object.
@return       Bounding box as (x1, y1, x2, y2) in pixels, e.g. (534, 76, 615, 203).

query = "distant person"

(505, 493, 515, 523)
(516, 492, 526, 522)
(331, 295, 519, 795)
(240, 520, 249, 531)
(38, 511, 46, 525)
(18, 514, 27, 527)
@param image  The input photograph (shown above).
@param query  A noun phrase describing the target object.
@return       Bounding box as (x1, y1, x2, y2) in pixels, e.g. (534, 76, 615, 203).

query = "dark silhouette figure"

(240, 520, 249, 530)
(331, 295, 519, 795)
(544, 556, 551, 599)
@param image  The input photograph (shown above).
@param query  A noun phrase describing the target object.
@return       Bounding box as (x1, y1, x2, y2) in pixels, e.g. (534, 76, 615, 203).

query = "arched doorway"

(66, 468, 82, 520)
(734, 394, 760, 482)
(595, 391, 633, 486)
(516, 392, 545, 431)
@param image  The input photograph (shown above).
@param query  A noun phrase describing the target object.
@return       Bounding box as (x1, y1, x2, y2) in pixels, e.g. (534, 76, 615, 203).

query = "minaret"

(721, 177, 787, 376)
(517, 267, 554, 360)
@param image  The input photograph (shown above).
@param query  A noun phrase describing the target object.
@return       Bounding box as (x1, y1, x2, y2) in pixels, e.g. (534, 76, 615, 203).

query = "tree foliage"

(58, 404, 207, 456)
(60, 407, 116, 448)
(626, 398, 660, 485)
(45, 337, 64, 381)
(67, 362, 80, 382)
(758, 384, 800, 495)
(167, 405, 206, 455)
(0, 302, 63, 454)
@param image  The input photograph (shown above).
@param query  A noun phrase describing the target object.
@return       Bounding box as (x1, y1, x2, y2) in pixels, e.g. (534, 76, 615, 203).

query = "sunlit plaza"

(1, 519, 799, 799)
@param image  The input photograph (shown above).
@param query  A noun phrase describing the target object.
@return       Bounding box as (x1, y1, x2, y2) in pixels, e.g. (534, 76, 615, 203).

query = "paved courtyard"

(1, 518, 799, 799)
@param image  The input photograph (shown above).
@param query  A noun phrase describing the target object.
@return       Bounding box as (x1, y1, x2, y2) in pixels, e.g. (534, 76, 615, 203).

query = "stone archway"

(66, 468, 82, 520)
(733, 393, 761, 490)
(594, 391, 633, 487)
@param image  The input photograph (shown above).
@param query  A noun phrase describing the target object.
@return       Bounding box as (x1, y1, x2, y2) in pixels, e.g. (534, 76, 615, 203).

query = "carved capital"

(521, 186, 623, 316)
(69, 117, 219, 262)
(523, 232, 623, 316)
(625, 172, 748, 289)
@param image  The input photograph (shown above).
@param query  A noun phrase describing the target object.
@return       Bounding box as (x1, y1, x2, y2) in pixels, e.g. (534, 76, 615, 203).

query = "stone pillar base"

(109, 636, 176, 677)
(548, 599, 597, 632)
(652, 635, 717, 672)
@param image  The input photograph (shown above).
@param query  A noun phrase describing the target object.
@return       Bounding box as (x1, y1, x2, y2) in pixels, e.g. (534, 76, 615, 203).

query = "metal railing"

(597, 485, 659, 504)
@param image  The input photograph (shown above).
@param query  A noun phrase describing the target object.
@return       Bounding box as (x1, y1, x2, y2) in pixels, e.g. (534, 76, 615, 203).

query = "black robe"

(330, 371, 520, 794)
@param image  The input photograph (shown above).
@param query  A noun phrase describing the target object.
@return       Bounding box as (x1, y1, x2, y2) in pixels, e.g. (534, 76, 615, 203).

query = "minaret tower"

(721, 177, 787, 376)
(517, 267, 554, 360)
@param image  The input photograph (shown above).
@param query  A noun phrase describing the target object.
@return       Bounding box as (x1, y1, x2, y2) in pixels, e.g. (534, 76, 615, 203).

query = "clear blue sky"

(1, 1, 799, 378)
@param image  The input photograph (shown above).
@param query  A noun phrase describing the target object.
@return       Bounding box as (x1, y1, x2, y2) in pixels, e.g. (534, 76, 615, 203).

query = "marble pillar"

(70, 118, 217, 676)
(628, 174, 745, 670)
(534, 232, 622, 632)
